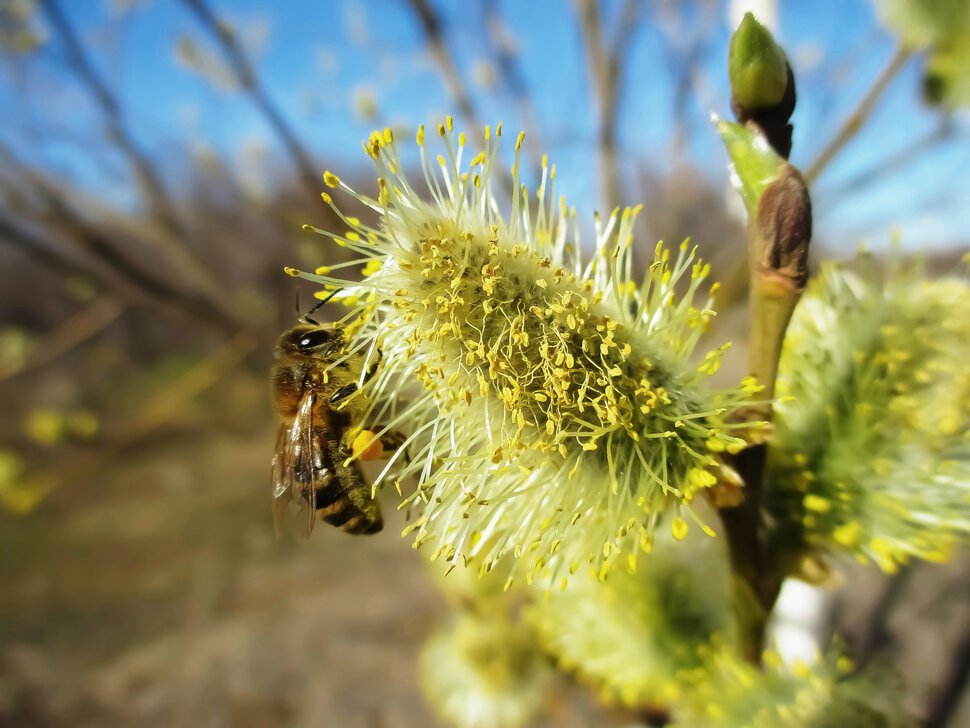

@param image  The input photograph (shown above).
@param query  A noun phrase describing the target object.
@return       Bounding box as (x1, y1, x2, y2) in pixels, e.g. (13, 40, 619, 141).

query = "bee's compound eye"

(297, 329, 333, 351)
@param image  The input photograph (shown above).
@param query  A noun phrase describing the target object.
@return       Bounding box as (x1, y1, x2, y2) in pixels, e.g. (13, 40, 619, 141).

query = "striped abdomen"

(312, 427, 383, 535)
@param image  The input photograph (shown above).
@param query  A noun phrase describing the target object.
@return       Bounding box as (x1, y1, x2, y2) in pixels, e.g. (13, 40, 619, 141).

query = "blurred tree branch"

(574, 0, 642, 211)
(407, 0, 481, 128)
(477, 0, 546, 162)
(119, 330, 258, 435)
(804, 45, 912, 185)
(37, 0, 229, 303)
(817, 118, 954, 206)
(0, 212, 96, 284)
(0, 207, 237, 332)
(405, 0, 523, 198)
(38, 0, 182, 236)
(657, 1, 717, 161)
(0, 146, 240, 330)
(0, 209, 163, 307)
(11, 330, 258, 505)
(0, 296, 123, 382)
(180, 0, 322, 200)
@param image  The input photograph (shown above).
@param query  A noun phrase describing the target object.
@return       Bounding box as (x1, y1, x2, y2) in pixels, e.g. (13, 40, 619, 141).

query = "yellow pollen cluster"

(390, 220, 685, 464)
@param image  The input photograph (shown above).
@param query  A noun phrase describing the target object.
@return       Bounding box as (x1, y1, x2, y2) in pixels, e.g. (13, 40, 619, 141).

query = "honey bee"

(271, 318, 384, 537)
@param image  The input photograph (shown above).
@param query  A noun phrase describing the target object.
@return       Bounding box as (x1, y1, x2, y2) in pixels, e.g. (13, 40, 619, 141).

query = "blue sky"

(3, 0, 968, 254)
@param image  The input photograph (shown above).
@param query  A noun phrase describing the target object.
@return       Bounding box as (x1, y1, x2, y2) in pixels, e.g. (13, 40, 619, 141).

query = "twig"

(0, 296, 124, 382)
(0, 140, 242, 329)
(801, 27, 882, 150)
(817, 119, 953, 205)
(478, 0, 546, 160)
(37, 1, 199, 249)
(10, 330, 258, 504)
(803, 45, 912, 185)
(721, 168, 811, 662)
(657, 2, 716, 161)
(0, 211, 96, 283)
(180, 0, 322, 199)
(0, 179, 238, 331)
(38, 0, 182, 236)
(406, 0, 519, 199)
(720, 444, 778, 664)
(407, 0, 480, 127)
(37, 0, 228, 303)
(574, 0, 641, 211)
(126, 330, 258, 433)
(0, 210, 174, 301)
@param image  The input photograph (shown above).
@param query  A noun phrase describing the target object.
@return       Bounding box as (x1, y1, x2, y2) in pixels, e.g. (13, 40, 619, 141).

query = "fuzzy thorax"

(296, 120, 759, 581)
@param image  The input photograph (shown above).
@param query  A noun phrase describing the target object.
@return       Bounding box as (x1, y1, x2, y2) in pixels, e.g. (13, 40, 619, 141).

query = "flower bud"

(671, 646, 911, 727)
(755, 163, 812, 288)
(420, 612, 549, 728)
(879, 0, 970, 109)
(528, 533, 731, 710)
(727, 14, 797, 158)
(769, 258, 970, 572)
(728, 13, 789, 111)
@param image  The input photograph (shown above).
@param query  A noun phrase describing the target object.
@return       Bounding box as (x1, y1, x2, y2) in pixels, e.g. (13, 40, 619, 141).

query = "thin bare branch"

(0, 208, 237, 331)
(574, 0, 642, 210)
(657, 2, 718, 161)
(1, 139, 246, 328)
(478, 0, 546, 157)
(407, 0, 480, 127)
(13, 330, 258, 503)
(39, 0, 182, 235)
(817, 119, 954, 205)
(0, 145, 241, 330)
(0, 210, 160, 302)
(125, 330, 258, 433)
(854, 568, 913, 668)
(404, 0, 521, 199)
(180, 0, 321, 198)
(804, 45, 912, 185)
(0, 212, 93, 282)
(37, 0, 228, 300)
(0, 296, 124, 382)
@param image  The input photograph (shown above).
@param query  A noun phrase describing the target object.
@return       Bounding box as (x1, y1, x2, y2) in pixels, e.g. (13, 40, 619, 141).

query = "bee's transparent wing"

(272, 391, 318, 538)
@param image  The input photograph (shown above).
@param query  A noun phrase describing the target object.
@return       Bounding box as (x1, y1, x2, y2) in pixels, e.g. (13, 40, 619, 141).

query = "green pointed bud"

(729, 13, 789, 110)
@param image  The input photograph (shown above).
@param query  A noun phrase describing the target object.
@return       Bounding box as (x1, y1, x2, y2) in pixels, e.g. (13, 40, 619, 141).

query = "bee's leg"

(329, 382, 358, 403)
(364, 347, 382, 383)
(377, 429, 411, 464)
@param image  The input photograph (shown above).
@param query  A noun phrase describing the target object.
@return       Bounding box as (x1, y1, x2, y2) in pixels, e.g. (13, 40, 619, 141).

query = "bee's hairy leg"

(364, 347, 383, 384)
(377, 429, 411, 464)
(329, 382, 358, 403)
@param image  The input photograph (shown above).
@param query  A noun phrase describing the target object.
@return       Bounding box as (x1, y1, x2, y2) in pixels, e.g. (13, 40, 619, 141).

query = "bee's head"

(277, 324, 344, 357)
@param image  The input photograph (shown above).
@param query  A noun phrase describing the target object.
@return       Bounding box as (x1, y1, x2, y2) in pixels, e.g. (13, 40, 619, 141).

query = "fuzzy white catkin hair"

(293, 119, 761, 583)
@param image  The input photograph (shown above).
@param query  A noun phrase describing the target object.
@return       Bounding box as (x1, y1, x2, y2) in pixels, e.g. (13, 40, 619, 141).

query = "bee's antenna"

(303, 288, 340, 325)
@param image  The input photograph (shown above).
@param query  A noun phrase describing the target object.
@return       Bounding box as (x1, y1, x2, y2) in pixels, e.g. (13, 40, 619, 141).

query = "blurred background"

(0, 0, 968, 725)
